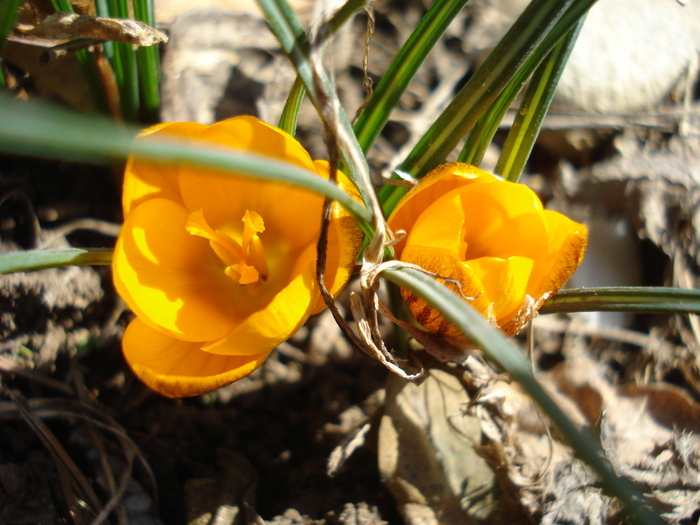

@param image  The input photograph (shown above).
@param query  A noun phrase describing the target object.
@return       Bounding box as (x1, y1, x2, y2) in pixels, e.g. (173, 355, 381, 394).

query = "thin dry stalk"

(70, 364, 128, 525)
(309, 14, 425, 380)
(0, 394, 158, 525)
(9, 390, 101, 524)
(0, 356, 75, 396)
(352, 3, 376, 123)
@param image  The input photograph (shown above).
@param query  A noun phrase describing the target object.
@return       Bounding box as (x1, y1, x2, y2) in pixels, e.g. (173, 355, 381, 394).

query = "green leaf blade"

(0, 248, 113, 274)
(496, 16, 585, 182)
(354, 0, 470, 153)
(0, 97, 372, 227)
(278, 76, 306, 135)
(133, 0, 161, 123)
(541, 287, 700, 315)
(256, 0, 374, 214)
(381, 0, 597, 215)
(382, 267, 663, 525)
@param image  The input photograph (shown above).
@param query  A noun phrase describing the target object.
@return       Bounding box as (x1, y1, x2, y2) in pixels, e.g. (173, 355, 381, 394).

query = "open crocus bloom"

(113, 116, 363, 398)
(387, 162, 587, 340)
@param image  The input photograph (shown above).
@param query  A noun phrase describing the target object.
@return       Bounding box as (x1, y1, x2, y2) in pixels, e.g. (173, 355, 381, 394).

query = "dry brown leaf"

(546, 357, 700, 523)
(378, 371, 497, 524)
(2, 40, 97, 111)
(326, 389, 385, 477)
(465, 359, 617, 524)
(16, 12, 167, 46)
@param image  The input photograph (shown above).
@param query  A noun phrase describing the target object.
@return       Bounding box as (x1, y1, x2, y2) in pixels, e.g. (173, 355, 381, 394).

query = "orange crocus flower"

(387, 162, 587, 340)
(113, 116, 362, 398)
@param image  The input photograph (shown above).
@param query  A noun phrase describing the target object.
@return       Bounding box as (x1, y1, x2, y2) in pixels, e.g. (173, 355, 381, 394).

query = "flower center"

(186, 209, 268, 285)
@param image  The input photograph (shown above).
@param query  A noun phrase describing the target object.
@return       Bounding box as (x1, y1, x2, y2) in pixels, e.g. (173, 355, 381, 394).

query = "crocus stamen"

(186, 209, 267, 285)
(241, 210, 268, 280)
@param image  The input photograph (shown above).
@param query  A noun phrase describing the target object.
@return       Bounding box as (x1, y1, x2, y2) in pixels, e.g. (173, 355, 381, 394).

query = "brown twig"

(0, 394, 159, 525)
(352, 3, 376, 124)
(9, 390, 101, 524)
(309, 14, 425, 381)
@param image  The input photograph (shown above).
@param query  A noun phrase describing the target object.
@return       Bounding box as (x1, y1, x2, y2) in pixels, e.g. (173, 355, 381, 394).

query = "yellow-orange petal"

(207, 116, 318, 172)
(178, 117, 325, 252)
(113, 198, 239, 342)
(528, 209, 588, 300)
(123, 122, 208, 217)
(457, 181, 548, 261)
(400, 245, 493, 338)
(310, 160, 364, 315)
(465, 256, 534, 323)
(122, 317, 270, 398)
(203, 243, 318, 355)
(388, 163, 499, 257)
(404, 190, 468, 257)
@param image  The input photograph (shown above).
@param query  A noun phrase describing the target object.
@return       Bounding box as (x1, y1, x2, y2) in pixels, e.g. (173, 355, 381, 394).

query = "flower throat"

(186, 209, 268, 285)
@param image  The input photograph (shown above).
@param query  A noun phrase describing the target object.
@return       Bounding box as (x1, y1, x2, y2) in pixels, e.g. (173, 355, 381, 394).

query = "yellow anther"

(187, 209, 267, 285)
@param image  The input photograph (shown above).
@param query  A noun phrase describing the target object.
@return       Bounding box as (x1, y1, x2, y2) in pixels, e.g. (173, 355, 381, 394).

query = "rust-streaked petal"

(400, 245, 492, 338)
(113, 198, 239, 342)
(122, 317, 270, 398)
(123, 122, 208, 217)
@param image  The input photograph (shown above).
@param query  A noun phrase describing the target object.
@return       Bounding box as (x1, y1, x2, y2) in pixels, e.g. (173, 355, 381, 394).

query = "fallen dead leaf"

(15, 12, 167, 46)
(378, 370, 497, 524)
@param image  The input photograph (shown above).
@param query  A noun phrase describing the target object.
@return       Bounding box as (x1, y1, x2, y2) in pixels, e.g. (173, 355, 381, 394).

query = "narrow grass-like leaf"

(133, 0, 160, 122)
(457, 4, 591, 170)
(382, 267, 663, 525)
(457, 34, 556, 168)
(0, 249, 113, 274)
(278, 76, 305, 135)
(75, 49, 110, 113)
(108, 34, 124, 93)
(380, 0, 596, 216)
(256, 0, 374, 212)
(353, 0, 469, 153)
(94, 0, 115, 62)
(496, 17, 585, 182)
(133, 45, 159, 122)
(109, 0, 139, 121)
(541, 287, 700, 315)
(48, 0, 108, 112)
(456, 70, 527, 167)
(321, 0, 367, 39)
(0, 0, 22, 89)
(0, 97, 371, 226)
(0, 0, 21, 56)
(107, 0, 139, 121)
(134, 0, 156, 27)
